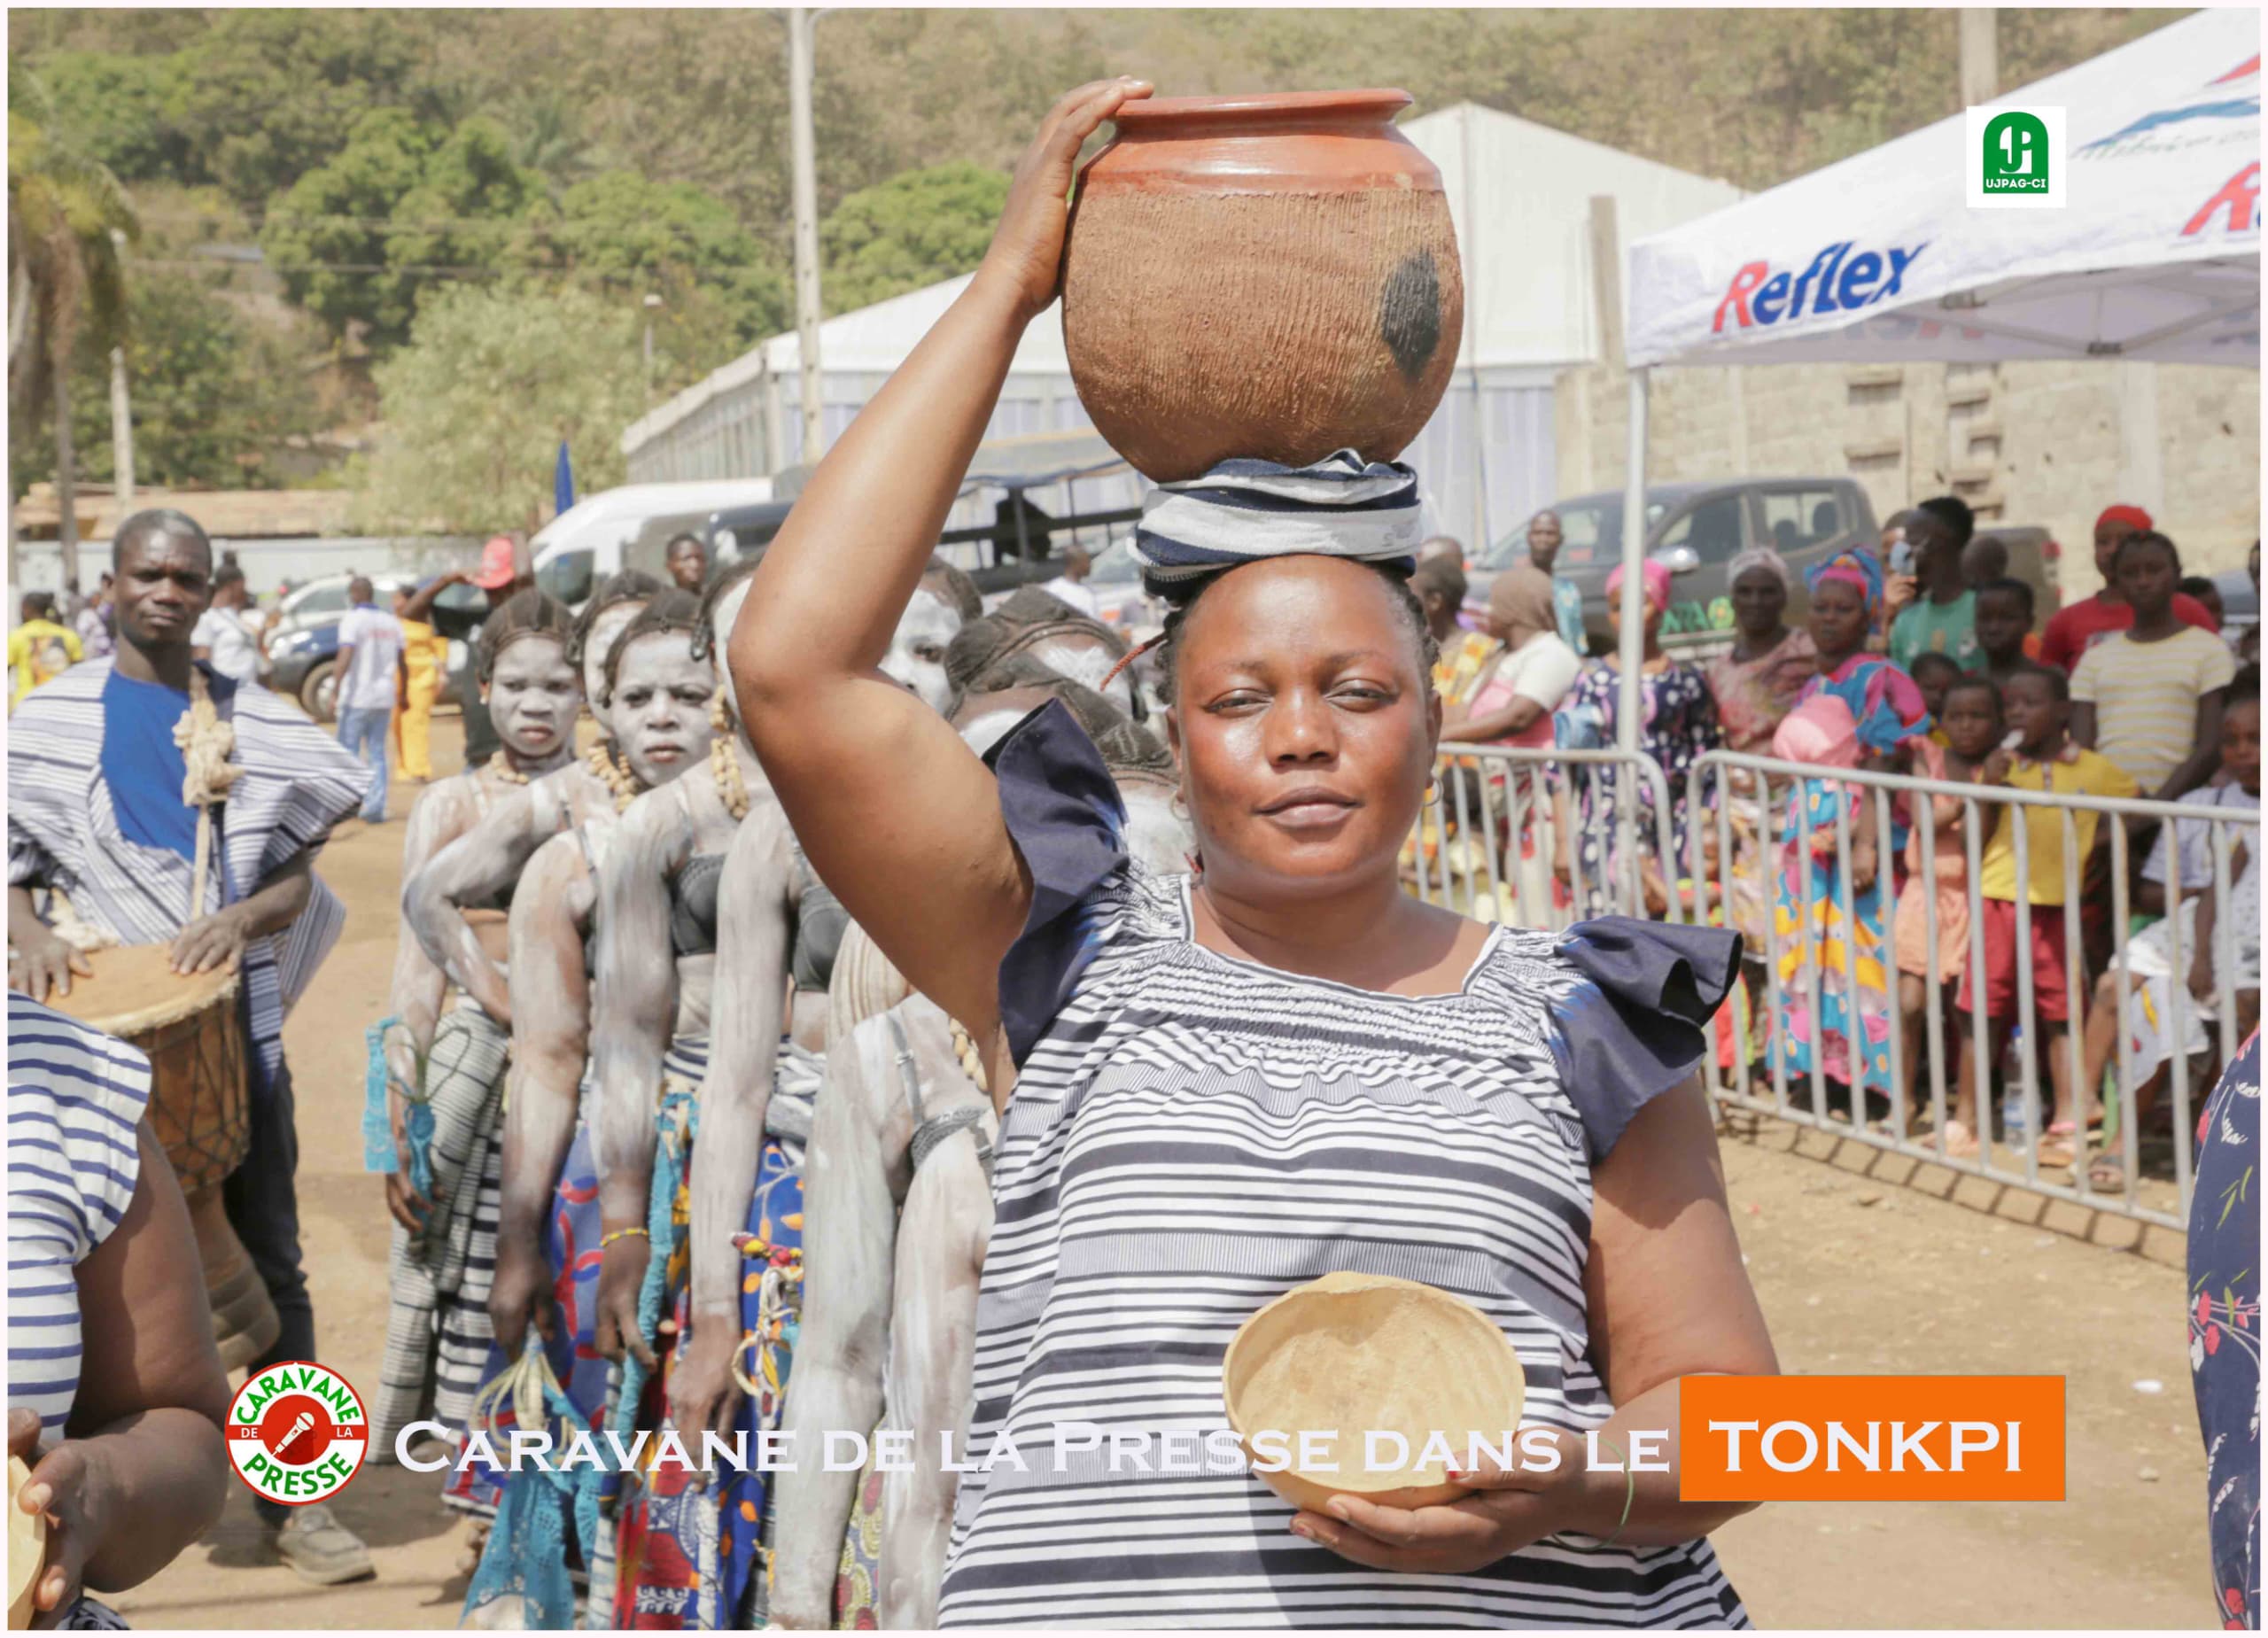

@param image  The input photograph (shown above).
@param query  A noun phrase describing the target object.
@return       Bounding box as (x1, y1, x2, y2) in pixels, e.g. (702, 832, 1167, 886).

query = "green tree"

(516, 169, 789, 362)
(357, 281, 645, 534)
(821, 161, 1009, 313)
(28, 49, 200, 186)
(170, 10, 423, 210)
(262, 110, 534, 352)
(9, 57, 136, 560)
(10, 274, 323, 497)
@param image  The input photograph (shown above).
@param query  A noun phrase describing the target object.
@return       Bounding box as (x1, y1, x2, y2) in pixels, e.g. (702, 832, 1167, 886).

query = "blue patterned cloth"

(2190, 1029, 2260, 1630)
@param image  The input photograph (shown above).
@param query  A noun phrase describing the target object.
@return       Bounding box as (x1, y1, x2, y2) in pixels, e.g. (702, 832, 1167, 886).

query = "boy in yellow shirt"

(1949, 663, 2139, 1159)
(8, 592, 82, 708)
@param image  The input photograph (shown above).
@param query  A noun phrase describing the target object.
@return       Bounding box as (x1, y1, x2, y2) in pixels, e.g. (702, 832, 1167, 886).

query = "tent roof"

(1627, 9, 2261, 369)
(1400, 102, 1744, 368)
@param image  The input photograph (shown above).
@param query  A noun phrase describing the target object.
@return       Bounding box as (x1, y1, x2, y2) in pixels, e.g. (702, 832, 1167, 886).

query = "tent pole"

(1617, 367, 1649, 755)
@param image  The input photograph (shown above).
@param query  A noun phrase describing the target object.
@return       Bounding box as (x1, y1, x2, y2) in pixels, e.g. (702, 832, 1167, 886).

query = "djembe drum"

(47, 944, 279, 1372)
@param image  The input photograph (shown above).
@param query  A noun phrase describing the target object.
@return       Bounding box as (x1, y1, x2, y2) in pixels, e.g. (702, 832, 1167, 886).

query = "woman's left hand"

(976, 78, 1153, 323)
(168, 906, 247, 976)
(10, 1409, 109, 1625)
(1289, 1428, 1601, 1575)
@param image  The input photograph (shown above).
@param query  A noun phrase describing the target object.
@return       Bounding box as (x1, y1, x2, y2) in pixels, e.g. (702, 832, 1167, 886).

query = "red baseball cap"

(2095, 504, 2153, 534)
(471, 535, 517, 590)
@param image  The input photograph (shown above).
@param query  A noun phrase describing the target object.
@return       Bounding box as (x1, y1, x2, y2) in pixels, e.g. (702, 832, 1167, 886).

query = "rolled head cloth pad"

(1129, 449, 1425, 597)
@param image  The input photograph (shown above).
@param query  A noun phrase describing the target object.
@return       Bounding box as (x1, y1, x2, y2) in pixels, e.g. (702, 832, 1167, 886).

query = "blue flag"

(554, 441, 576, 516)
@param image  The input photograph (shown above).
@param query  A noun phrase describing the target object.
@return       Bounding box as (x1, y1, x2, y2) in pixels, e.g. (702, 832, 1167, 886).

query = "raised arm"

(405, 785, 548, 1026)
(398, 569, 467, 626)
(589, 789, 688, 1367)
(672, 801, 800, 1443)
(489, 833, 597, 1359)
(733, 79, 1150, 1042)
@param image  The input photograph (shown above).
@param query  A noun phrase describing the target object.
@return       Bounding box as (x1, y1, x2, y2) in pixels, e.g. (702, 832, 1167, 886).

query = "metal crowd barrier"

(1410, 744, 1683, 928)
(1682, 749, 2257, 1230)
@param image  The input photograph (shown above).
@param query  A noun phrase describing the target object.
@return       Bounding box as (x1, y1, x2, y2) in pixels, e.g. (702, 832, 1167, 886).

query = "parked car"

(264, 572, 485, 723)
(1470, 477, 1880, 653)
(700, 501, 798, 569)
(2211, 565, 2259, 639)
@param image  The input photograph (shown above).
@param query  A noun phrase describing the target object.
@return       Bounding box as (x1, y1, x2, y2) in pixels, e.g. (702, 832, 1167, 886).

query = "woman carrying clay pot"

(731, 80, 1775, 1630)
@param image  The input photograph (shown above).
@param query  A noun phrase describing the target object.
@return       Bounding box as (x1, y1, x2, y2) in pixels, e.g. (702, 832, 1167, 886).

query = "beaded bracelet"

(600, 1226, 650, 1249)
(1596, 1434, 1637, 1548)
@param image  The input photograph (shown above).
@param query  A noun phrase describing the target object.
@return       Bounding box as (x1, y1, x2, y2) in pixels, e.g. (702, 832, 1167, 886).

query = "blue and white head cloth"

(1129, 449, 1423, 596)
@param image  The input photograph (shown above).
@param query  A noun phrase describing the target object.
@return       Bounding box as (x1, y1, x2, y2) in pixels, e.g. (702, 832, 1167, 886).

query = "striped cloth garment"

(6, 659, 369, 1087)
(7, 995, 151, 1443)
(1129, 450, 1423, 593)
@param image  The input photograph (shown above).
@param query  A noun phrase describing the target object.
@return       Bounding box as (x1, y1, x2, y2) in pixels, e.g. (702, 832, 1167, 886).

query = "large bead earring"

(711, 687, 734, 734)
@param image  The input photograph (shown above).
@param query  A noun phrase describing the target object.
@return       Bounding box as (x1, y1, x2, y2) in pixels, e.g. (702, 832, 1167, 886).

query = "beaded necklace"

(585, 741, 642, 814)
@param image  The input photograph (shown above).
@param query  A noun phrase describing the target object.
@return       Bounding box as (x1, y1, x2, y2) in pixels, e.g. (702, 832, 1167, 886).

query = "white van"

(530, 479, 778, 608)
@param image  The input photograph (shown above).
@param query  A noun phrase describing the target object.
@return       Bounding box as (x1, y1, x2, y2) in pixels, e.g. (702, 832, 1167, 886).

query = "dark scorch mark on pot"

(1379, 250, 1442, 383)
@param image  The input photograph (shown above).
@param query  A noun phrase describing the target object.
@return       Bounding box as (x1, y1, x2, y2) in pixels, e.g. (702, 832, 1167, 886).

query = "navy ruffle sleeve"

(985, 700, 1129, 1067)
(1547, 918, 1743, 1161)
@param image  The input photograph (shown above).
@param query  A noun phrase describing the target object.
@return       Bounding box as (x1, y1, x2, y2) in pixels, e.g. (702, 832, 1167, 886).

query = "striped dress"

(8, 996, 150, 1632)
(936, 703, 1750, 1629)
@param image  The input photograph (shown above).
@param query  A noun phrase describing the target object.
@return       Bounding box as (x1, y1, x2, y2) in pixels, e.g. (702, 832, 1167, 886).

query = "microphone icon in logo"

(278, 1410, 316, 1462)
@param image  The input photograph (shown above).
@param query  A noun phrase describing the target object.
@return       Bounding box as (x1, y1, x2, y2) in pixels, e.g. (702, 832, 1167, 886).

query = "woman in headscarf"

(1703, 548, 1821, 990)
(725, 82, 1775, 1629)
(1769, 547, 1932, 1108)
(1556, 558, 1722, 920)
(1438, 565, 1583, 920)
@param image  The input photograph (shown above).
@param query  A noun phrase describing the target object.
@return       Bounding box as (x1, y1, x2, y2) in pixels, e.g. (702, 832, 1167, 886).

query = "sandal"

(1939, 1120, 1981, 1161)
(2034, 1138, 2077, 1168)
(2084, 1155, 2127, 1192)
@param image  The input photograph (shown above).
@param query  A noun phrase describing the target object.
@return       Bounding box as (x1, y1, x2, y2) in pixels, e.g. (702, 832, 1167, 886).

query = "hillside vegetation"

(10, 9, 2169, 525)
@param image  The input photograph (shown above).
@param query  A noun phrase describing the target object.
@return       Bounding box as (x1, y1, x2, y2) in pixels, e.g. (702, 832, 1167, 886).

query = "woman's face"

(486, 635, 581, 763)
(584, 600, 647, 710)
(1164, 557, 1437, 899)
(881, 586, 962, 716)
(610, 631, 716, 788)
(1807, 578, 1870, 659)
(1608, 583, 1663, 643)
(1731, 567, 1786, 638)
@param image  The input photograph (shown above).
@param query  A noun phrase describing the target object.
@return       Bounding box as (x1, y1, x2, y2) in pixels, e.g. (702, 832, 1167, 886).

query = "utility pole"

(787, 5, 825, 463)
(1959, 9, 1998, 108)
(110, 230, 134, 513)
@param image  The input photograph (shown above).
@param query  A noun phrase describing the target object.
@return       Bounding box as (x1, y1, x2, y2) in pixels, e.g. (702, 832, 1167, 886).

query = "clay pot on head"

(1062, 89, 1464, 485)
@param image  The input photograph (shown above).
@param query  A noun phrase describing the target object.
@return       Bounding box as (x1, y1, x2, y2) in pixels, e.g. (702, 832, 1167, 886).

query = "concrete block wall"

(1557, 357, 2259, 595)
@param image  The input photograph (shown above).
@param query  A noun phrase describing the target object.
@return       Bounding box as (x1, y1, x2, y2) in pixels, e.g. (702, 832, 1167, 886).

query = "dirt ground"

(103, 714, 2220, 1630)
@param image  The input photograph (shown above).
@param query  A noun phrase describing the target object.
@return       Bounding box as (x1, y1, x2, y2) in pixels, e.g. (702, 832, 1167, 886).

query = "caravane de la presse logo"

(1983, 111, 2053, 193)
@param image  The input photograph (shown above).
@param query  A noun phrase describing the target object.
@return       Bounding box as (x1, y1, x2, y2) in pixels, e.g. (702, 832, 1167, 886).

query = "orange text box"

(1680, 1376, 2064, 1502)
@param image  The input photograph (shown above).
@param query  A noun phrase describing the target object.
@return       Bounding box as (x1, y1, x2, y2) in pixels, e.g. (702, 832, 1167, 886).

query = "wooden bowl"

(1223, 1271, 1526, 1514)
(1062, 89, 1464, 484)
(9, 1455, 47, 1629)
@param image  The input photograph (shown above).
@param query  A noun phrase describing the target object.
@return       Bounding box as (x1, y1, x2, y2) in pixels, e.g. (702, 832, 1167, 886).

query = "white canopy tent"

(1608, 8, 2261, 748)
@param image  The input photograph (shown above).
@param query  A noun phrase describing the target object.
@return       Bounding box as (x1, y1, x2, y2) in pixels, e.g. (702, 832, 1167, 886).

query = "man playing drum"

(6, 508, 377, 1585)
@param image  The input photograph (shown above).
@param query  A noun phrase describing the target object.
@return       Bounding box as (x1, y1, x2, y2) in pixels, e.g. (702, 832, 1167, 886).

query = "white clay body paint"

(585, 602, 647, 709)
(488, 638, 583, 763)
(611, 633, 717, 789)
(955, 710, 1026, 759)
(1119, 784, 1192, 877)
(711, 578, 756, 723)
(1030, 634, 1137, 718)
(882, 589, 962, 716)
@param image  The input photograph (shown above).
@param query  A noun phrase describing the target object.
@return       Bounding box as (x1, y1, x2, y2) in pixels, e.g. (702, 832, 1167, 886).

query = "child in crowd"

(2072, 532, 2235, 803)
(2072, 682, 2261, 1188)
(1972, 577, 2037, 692)
(2039, 504, 2220, 672)
(1892, 674, 2002, 1128)
(1908, 652, 1961, 742)
(2180, 574, 2227, 633)
(1949, 664, 2139, 1158)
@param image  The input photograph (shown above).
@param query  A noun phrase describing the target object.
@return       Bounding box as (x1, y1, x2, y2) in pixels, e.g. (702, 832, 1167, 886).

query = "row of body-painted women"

(377, 555, 1184, 1627)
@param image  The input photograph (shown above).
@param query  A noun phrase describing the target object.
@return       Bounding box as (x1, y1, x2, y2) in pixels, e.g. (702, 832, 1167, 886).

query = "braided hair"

(475, 586, 576, 682)
(921, 554, 982, 623)
(1147, 561, 1438, 707)
(569, 569, 666, 671)
(598, 589, 703, 708)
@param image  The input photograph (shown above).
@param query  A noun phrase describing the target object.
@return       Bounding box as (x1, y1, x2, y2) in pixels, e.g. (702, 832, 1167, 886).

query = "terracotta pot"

(1062, 89, 1464, 484)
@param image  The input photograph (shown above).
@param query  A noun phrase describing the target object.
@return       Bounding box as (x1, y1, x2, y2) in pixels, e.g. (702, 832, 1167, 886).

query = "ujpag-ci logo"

(1967, 105, 2066, 210)
(227, 1361, 369, 1506)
